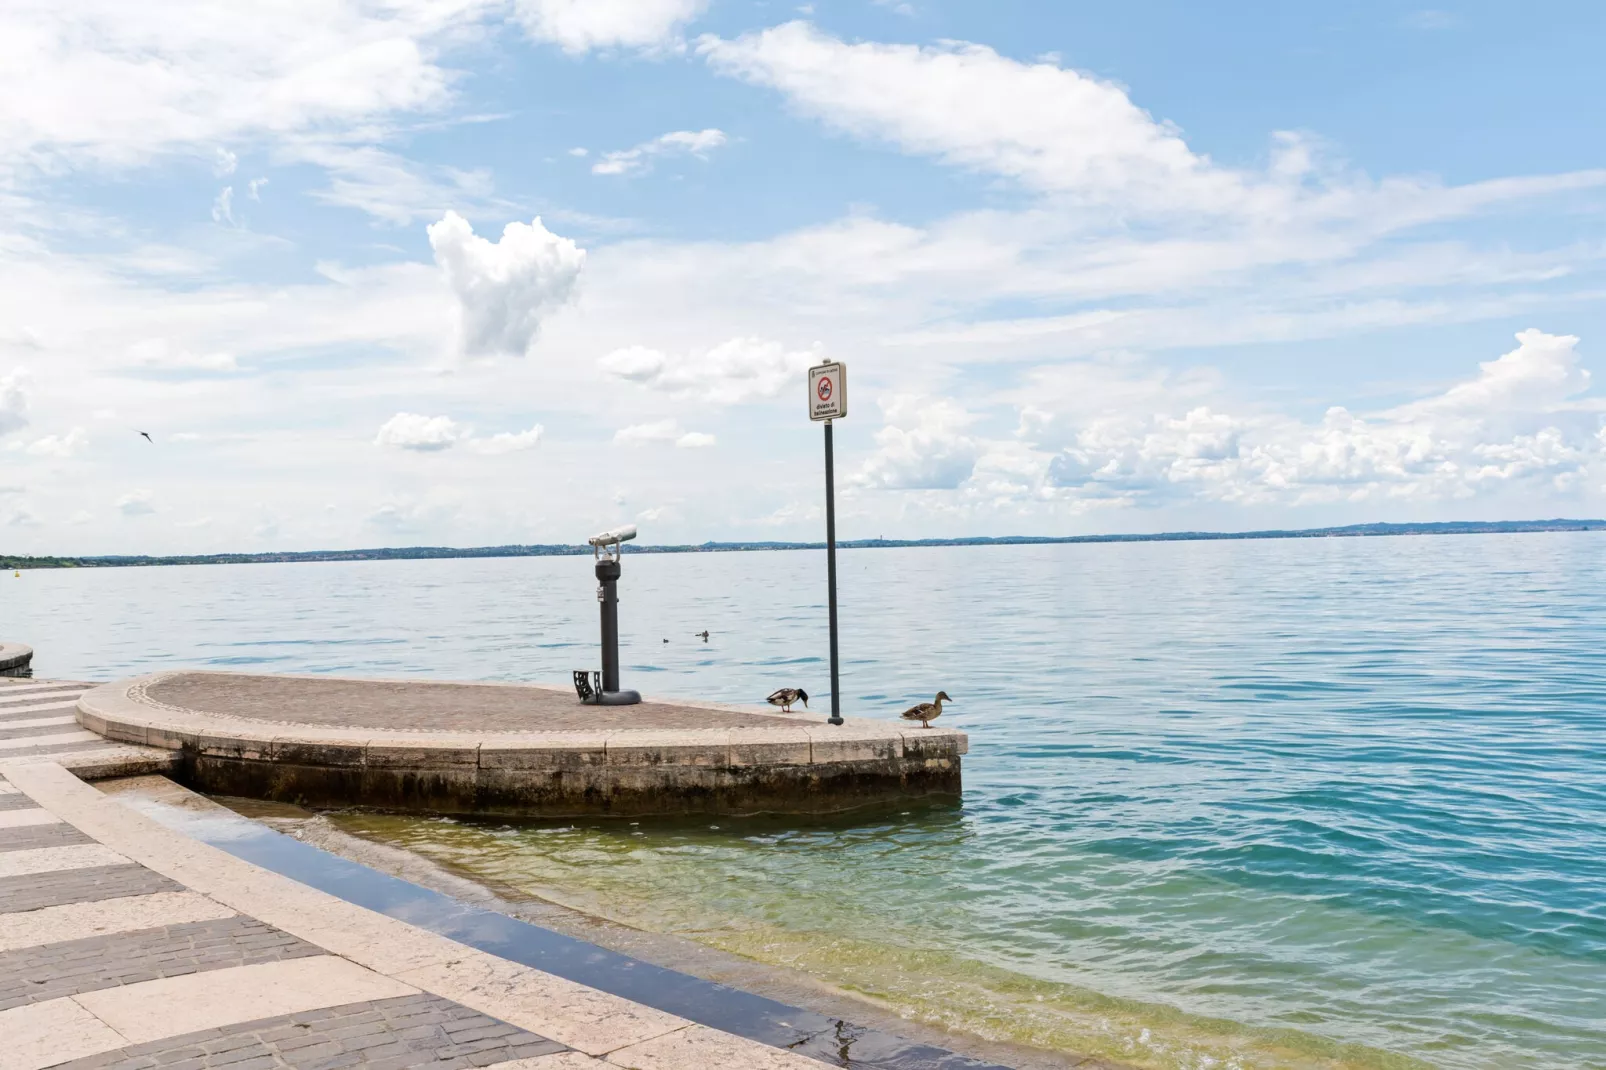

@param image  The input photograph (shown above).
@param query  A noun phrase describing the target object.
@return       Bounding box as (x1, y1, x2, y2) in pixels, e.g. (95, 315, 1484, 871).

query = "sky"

(3, 0, 1606, 553)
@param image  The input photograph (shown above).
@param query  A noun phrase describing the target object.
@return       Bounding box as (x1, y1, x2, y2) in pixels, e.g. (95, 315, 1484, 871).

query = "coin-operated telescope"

(573, 525, 641, 706)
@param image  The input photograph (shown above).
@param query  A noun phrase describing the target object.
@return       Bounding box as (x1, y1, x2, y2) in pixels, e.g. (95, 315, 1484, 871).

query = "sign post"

(808, 362, 847, 726)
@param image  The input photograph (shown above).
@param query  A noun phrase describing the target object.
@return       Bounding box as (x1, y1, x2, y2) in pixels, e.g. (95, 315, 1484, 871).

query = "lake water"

(4, 534, 1604, 1069)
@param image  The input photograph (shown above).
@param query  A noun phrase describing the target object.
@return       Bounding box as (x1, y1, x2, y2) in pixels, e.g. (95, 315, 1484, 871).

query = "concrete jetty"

(0, 760, 850, 1070)
(0, 642, 33, 677)
(75, 671, 966, 818)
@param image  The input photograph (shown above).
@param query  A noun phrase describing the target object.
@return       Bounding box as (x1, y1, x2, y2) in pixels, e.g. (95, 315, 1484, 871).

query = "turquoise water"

(4, 534, 1604, 1068)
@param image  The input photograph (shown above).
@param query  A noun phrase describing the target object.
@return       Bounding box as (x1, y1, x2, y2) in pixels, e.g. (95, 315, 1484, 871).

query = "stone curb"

(0, 643, 33, 674)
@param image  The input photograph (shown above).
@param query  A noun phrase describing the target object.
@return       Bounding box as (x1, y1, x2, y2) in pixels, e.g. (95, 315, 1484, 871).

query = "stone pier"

(74, 671, 966, 818)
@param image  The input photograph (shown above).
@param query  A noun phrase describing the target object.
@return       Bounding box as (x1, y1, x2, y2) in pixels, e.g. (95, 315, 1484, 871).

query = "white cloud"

(854, 396, 981, 489)
(613, 419, 715, 448)
(7, 506, 41, 527)
(699, 22, 1606, 225)
(246, 177, 268, 201)
(466, 424, 544, 454)
(117, 489, 155, 516)
(699, 21, 1241, 212)
(427, 211, 586, 359)
(211, 186, 235, 226)
(593, 128, 727, 176)
(513, 0, 707, 54)
(1026, 329, 1604, 507)
(0, 0, 478, 174)
(25, 427, 87, 457)
(0, 369, 28, 435)
(375, 412, 466, 451)
(125, 339, 237, 372)
(598, 337, 817, 405)
(213, 148, 237, 177)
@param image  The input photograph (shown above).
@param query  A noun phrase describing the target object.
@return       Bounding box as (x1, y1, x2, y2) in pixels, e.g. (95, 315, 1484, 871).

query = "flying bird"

(766, 688, 808, 713)
(138, 432, 153, 443)
(900, 691, 952, 729)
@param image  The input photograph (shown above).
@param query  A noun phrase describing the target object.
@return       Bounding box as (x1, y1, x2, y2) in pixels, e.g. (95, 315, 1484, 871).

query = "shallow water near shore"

(5, 533, 1605, 1068)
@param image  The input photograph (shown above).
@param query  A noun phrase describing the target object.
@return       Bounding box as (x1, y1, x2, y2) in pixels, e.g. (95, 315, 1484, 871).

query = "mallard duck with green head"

(767, 687, 808, 713)
(901, 691, 952, 728)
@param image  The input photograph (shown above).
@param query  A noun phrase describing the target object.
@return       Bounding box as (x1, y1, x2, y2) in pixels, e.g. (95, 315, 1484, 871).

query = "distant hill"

(3, 519, 1601, 570)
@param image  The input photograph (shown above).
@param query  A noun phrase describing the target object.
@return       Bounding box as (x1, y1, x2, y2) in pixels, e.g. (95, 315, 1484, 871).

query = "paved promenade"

(0, 680, 174, 779)
(0, 760, 832, 1070)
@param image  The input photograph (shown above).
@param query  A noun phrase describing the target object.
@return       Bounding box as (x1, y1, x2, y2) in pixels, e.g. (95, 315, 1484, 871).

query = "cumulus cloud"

(427, 212, 585, 359)
(513, 0, 708, 54)
(376, 414, 543, 454)
(1026, 329, 1604, 507)
(593, 128, 726, 176)
(375, 412, 466, 451)
(466, 424, 544, 454)
(854, 396, 981, 489)
(0, 369, 28, 435)
(25, 427, 87, 457)
(598, 337, 817, 405)
(613, 419, 716, 448)
(117, 489, 155, 516)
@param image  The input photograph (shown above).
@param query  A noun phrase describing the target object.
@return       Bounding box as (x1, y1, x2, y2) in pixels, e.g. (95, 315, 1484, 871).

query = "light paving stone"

(0, 686, 86, 700)
(0, 702, 82, 716)
(0, 821, 94, 853)
(0, 806, 62, 828)
(0, 730, 101, 751)
(73, 956, 420, 1044)
(0, 842, 127, 878)
(0, 995, 130, 1070)
(393, 956, 688, 1057)
(0, 915, 324, 1011)
(0, 890, 236, 952)
(0, 781, 19, 794)
(0, 864, 183, 915)
(0, 714, 80, 729)
(604, 1025, 824, 1070)
(488, 1056, 605, 1069)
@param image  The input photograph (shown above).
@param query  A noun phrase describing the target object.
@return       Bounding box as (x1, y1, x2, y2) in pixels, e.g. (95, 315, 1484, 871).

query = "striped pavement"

(0, 761, 829, 1070)
(0, 681, 174, 776)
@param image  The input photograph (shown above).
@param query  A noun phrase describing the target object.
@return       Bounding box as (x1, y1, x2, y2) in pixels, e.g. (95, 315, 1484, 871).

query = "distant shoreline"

(3, 519, 1601, 570)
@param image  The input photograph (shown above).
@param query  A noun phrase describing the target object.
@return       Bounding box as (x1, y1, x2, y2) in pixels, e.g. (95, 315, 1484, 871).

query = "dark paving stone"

(0, 821, 94, 853)
(0, 916, 325, 1011)
(0, 864, 181, 914)
(51, 993, 567, 1070)
(0, 792, 40, 811)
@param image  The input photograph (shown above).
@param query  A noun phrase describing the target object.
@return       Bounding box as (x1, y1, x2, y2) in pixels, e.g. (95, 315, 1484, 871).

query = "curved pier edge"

(76, 672, 967, 818)
(0, 640, 33, 675)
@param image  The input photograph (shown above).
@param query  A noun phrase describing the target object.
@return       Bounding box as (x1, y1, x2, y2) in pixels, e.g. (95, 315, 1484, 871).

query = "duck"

(766, 687, 808, 713)
(694, 630, 710, 642)
(900, 691, 952, 729)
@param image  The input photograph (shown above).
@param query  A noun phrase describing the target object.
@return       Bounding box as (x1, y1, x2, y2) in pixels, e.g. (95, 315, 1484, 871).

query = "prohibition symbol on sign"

(808, 361, 846, 421)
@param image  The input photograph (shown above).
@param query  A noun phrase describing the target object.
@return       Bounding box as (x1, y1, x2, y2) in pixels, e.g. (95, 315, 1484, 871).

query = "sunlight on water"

(5, 533, 1605, 1068)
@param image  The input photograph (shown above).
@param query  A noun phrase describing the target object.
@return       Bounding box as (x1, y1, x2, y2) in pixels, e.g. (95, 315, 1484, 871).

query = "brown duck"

(900, 691, 952, 728)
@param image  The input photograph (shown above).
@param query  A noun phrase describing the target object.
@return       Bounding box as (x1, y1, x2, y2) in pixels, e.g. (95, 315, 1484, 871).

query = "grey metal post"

(596, 558, 622, 694)
(825, 420, 843, 725)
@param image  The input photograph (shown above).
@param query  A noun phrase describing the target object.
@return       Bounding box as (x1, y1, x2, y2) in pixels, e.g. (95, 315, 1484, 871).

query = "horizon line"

(3, 518, 1603, 569)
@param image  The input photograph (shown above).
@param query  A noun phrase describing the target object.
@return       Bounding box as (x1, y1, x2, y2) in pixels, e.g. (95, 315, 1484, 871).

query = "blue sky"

(2, 0, 1605, 552)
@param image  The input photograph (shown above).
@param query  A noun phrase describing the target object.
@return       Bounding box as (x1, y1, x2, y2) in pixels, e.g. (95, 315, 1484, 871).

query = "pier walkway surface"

(0, 759, 864, 1070)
